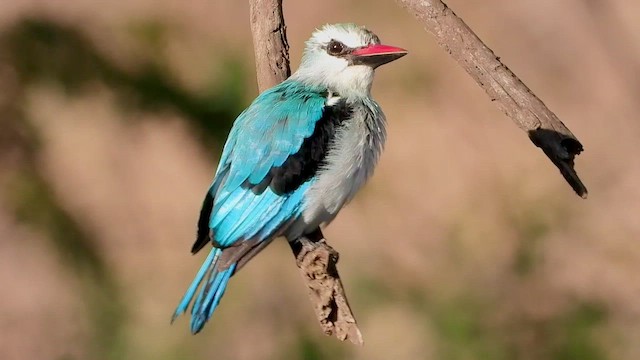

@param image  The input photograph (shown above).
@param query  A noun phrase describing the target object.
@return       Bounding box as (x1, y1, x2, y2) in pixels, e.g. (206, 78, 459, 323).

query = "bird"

(172, 23, 407, 334)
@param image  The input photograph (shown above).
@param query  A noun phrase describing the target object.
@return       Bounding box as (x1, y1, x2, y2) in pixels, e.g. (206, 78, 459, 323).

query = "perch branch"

(396, 0, 588, 198)
(249, 0, 290, 90)
(249, 0, 363, 344)
(290, 230, 363, 344)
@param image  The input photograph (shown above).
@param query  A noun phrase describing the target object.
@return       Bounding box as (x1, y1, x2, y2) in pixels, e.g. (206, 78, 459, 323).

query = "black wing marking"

(191, 190, 214, 254)
(245, 99, 353, 195)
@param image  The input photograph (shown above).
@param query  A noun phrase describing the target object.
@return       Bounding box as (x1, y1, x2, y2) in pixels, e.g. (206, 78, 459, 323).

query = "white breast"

(302, 99, 386, 228)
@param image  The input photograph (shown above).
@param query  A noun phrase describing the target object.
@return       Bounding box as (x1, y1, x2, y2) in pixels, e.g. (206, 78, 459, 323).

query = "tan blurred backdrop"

(1, 1, 639, 359)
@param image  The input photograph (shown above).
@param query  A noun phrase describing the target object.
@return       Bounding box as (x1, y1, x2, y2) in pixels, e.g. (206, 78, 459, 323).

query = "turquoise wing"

(175, 80, 334, 332)
(202, 80, 327, 248)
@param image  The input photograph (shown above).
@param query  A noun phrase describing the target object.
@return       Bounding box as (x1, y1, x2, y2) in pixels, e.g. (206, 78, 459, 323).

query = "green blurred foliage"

(349, 277, 607, 360)
(3, 17, 246, 147)
(506, 198, 570, 277)
(0, 16, 247, 360)
(6, 169, 126, 360)
(280, 330, 349, 360)
(429, 298, 507, 360)
(551, 303, 607, 360)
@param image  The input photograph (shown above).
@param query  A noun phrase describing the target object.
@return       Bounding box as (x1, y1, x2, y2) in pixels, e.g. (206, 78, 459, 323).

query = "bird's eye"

(327, 40, 345, 56)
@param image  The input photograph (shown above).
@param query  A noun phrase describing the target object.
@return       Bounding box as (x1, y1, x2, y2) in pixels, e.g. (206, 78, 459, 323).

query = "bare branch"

(248, 0, 363, 344)
(289, 231, 363, 345)
(396, 0, 588, 198)
(249, 0, 290, 90)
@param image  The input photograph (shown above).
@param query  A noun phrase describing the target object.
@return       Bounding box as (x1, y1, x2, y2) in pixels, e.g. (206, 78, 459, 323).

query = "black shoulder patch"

(244, 99, 352, 195)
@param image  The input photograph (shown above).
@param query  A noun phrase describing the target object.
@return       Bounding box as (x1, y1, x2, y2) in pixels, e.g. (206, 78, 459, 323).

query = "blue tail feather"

(190, 254, 220, 317)
(172, 247, 237, 334)
(201, 264, 236, 326)
(171, 248, 220, 322)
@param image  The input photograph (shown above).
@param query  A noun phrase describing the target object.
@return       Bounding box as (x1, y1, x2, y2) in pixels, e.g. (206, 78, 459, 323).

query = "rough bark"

(249, 0, 363, 345)
(290, 230, 363, 344)
(396, 0, 588, 198)
(249, 0, 290, 91)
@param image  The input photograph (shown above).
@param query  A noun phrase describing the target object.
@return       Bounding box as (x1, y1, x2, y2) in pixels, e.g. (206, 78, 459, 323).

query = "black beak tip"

(363, 52, 408, 68)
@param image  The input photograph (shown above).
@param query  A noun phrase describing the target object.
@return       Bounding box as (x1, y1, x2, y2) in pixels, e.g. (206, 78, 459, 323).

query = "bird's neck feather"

(290, 65, 374, 101)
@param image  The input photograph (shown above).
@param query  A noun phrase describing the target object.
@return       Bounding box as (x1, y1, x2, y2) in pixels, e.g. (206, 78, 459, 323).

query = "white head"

(291, 23, 407, 99)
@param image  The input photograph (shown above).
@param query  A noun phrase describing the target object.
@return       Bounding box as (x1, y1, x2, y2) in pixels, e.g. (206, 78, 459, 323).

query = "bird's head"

(292, 23, 407, 99)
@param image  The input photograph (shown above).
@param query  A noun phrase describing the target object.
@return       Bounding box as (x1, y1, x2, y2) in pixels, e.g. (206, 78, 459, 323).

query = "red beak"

(351, 44, 408, 57)
(350, 44, 408, 68)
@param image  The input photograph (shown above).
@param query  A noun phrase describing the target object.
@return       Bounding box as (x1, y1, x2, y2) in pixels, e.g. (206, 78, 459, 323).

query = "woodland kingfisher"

(172, 23, 407, 333)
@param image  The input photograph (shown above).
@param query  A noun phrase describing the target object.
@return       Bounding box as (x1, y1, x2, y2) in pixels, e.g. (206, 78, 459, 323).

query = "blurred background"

(1, 0, 639, 359)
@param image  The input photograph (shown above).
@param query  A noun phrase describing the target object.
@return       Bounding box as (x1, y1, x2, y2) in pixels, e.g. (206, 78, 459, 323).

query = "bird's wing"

(191, 80, 333, 253)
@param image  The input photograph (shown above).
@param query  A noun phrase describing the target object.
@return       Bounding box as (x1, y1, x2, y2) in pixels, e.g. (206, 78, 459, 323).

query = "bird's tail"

(171, 247, 237, 333)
